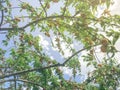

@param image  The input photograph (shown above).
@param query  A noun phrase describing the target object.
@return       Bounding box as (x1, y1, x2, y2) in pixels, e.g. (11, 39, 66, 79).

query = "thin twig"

(18, 0, 24, 3)
(0, 27, 23, 31)
(93, 47, 100, 63)
(0, 79, 42, 86)
(62, 0, 68, 16)
(39, 0, 47, 17)
(63, 46, 91, 65)
(10, 7, 21, 9)
(0, 10, 4, 27)
(14, 75, 17, 90)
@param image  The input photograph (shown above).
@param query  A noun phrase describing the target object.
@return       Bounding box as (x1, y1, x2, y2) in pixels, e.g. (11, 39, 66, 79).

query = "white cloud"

(110, 0, 120, 15)
(60, 43, 72, 58)
(60, 67, 73, 77)
(115, 38, 120, 51)
(39, 35, 49, 50)
(115, 38, 120, 63)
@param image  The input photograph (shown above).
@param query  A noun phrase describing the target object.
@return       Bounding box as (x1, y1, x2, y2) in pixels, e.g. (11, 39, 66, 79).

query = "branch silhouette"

(0, 15, 76, 31)
(0, 10, 4, 27)
(0, 45, 96, 79)
(0, 15, 120, 31)
(0, 79, 41, 86)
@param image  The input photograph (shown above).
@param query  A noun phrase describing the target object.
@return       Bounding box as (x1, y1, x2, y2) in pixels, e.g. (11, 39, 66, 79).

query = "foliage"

(0, 0, 120, 90)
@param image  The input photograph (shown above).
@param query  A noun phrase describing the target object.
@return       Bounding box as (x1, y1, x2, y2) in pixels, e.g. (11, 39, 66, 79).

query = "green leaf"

(33, 86, 39, 90)
(2, 40, 8, 46)
(113, 33, 119, 45)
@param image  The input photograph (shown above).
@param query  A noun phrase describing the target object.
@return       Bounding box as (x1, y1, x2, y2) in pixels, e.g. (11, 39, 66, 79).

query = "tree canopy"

(0, 0, 120, 90)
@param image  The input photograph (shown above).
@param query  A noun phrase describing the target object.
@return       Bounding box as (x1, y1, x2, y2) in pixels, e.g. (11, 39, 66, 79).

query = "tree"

(0, 0, 120, 90)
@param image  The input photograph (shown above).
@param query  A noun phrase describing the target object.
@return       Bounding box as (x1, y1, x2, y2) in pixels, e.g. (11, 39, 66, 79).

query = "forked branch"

(0, 45, 97, 79)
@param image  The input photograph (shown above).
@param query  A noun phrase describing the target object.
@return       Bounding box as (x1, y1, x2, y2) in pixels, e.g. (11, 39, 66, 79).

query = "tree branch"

(0, 10, 4, 27)
(0, 15, 75, 31)
(1, 14, 119, 31)
(22, 15, 75, 29)
(63, 47, 86, 65)
(0, 45, 98, 79)
(0, 27, 24, 31)
(0, 31, 7, 34)
(0, 63, 62, 79)
(0, 79, 42, 86)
